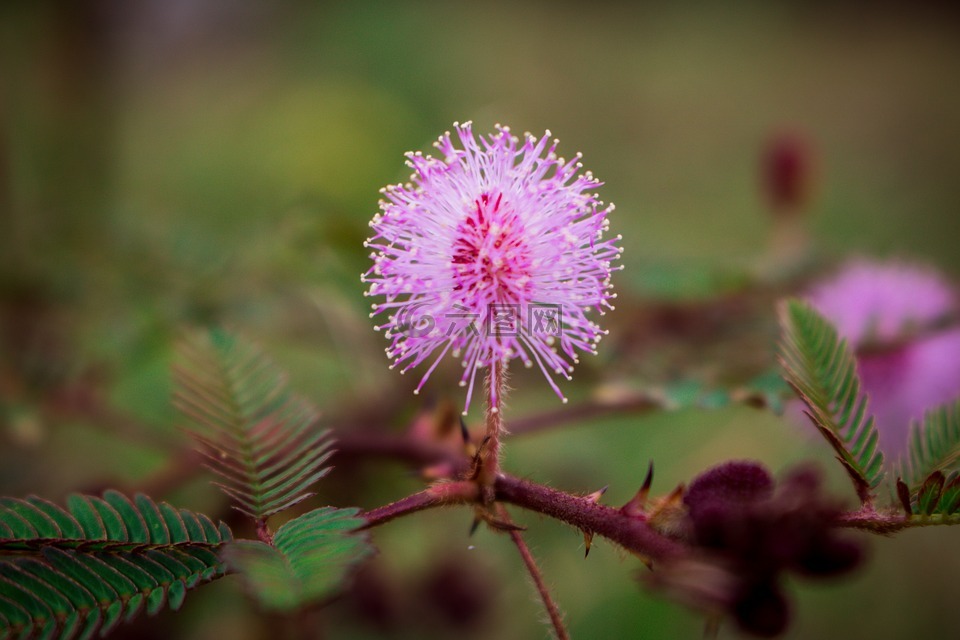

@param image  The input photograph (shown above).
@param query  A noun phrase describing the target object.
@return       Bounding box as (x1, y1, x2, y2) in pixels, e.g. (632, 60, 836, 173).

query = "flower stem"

(479, 361, 506, 498)
(496, 504, 570, 640)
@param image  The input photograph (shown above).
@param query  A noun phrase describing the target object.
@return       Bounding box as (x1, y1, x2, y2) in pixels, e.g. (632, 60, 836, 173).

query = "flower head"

(363, 122, 622, 414)
(805, 259, 960, 456)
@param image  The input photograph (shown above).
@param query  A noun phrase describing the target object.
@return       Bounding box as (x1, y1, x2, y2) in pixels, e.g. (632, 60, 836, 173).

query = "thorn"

(468, 435, 491, 480)
(646, 484, 687, 538)
(582, 530, 594, 557)
(471, 507, 525, 533)
(621, 461, 654, 517)
(585, 485, 608, 504)
(486, 517, 526, 533)
(642, 460, 654, 495)
(664, 483, 684, 503)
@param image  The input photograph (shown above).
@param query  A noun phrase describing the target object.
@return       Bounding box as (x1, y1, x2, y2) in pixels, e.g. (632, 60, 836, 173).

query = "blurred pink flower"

(364, 122, 622, 414)
(806, 260, 960, 457)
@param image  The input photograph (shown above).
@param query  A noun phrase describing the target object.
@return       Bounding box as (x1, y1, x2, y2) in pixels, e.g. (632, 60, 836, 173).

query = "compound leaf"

(778, 299, 885, 503)
(174, 330, 334, 522)
(906, 399, 960, 488)
(224, 507, 373, 611)
(0, 492, 231, 639)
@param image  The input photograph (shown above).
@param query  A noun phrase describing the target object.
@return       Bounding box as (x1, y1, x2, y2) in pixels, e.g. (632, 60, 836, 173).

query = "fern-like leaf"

(777, 299, 885, 503)
(174, 330, 334, 522)
(906, 399, 960, 488)
(0, 492, 231, 639)
(224, 507, 374, 611)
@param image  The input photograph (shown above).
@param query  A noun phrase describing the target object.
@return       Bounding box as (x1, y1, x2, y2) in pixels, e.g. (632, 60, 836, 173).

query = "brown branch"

(361, 474, 686, 563)
(495, 504, 570, 640)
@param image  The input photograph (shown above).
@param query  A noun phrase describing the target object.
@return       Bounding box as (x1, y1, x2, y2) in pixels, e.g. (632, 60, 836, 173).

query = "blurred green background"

(2, 2, 960, 638)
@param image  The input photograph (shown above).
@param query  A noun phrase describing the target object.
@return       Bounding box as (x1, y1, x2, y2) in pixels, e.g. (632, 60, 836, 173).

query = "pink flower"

(363, 123, 622, 414)
(806, 260, 960, 457)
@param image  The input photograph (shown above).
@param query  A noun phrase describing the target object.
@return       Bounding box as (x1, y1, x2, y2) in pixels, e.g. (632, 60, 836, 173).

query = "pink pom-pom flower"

(363, 122, 622, 414)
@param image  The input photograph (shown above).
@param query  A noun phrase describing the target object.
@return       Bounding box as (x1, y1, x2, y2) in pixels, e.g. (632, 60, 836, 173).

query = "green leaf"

(777, 299, 885, 503)
(0, 493, 231, 552)
(938, 474, 960, 515)
(906, 399, 960, 489)
(174, 330, 335, 521)
(224, 507, 374, 611)
(0, 492, 232, 639)
(917, 471, 945, 515)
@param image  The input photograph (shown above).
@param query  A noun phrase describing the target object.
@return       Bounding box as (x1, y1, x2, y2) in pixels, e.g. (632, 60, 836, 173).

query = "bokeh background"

(3, 2, 960, 638)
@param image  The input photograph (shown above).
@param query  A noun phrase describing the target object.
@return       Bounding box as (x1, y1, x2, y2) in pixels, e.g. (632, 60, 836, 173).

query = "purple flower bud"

(663, 462, 863, 637)
(685, 460, 775, 513)
(761, 131, 814, 217)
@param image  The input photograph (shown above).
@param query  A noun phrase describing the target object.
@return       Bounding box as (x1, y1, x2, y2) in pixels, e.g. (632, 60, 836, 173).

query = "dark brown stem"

(496, 504, 570, 640)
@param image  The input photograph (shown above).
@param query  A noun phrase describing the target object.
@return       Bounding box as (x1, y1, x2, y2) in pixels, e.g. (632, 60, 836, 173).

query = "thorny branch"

(360, 473, 686, 562)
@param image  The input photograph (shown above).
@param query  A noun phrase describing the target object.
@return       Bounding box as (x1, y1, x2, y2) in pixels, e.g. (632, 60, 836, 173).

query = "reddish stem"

(360, 481, 480, 529)
(496, 504, 570, 640)
(494, 474, 686, 561)
(361, 474, 686, 563)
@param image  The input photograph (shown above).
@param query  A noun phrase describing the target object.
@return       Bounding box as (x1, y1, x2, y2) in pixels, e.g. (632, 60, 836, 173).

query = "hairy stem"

(496, 504, 570, 640)
(361, 474, 686, 562)
(494, 474, 686, 561)
(479, 361, 506, 494)
(835, 507, 960, 533)
(359, 481, 480, 529)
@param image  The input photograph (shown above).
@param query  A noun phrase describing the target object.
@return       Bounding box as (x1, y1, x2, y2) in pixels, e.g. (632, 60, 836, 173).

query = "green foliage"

(894, 401, 960, 516)
(224, 507, 374, 612)
(0, 491, 231, 552)
(777, 299, 885, 502)
(895, 470, 960, 518)
(0, 492, 231, 639)
(175, 330, 335, 521)
(906, 400, 960, 488)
